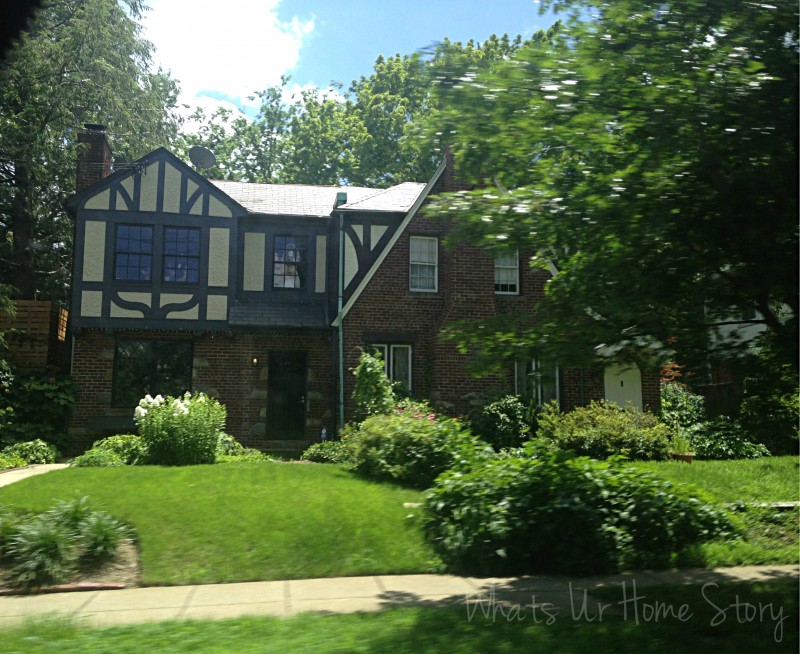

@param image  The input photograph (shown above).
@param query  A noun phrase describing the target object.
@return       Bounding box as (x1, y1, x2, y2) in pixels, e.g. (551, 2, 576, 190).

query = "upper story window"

(273, 235, 307, 289)
(409, 236, 438, 292)
(163, 227, 200, 283)
(495, 251, 519, 294)
(114, 224, 153, 281)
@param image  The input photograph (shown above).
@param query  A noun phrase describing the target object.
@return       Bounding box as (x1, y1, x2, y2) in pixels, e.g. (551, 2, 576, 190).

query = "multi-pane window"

(112, 339, 193, 407)
(114, 225, 153, 281)
(163, 227, 200, 283)
(409, 236, 437, 292)
(273, 235, 307, 289)
(495, 251, 519, 294)
(515, 358, 560, 407)
(372, 344, 412, 394)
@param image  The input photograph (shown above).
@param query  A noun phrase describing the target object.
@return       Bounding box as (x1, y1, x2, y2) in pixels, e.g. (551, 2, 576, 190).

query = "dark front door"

(267, 350, 307, 439)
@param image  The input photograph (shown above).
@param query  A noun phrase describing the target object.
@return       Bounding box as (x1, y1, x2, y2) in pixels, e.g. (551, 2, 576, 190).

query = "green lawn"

(1, 581, 796, 653)
(632, 456, 799, 503)
(0, 464, 439, 585)
(0, 458, 796, 587)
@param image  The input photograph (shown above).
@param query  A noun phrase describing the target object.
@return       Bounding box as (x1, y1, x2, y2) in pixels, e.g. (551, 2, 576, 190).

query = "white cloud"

(141, 0, 314, 114)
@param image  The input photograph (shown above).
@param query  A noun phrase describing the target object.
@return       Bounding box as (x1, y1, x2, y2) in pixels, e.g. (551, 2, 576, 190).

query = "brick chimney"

(76, 124, 112, 192)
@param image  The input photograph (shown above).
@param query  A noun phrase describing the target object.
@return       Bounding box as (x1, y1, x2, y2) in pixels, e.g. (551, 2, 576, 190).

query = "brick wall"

(69, 328, 333, 450)
(76, 125, 112, 193)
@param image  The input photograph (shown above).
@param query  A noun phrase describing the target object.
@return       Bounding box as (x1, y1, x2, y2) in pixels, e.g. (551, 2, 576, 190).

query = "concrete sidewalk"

(0, 463, 69, 487)
(0, 565, 796, 628)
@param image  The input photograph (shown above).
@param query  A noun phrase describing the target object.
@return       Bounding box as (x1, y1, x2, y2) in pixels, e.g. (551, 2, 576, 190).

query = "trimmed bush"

(70, 449, 125, 467)
(690, 417, 771, 460)
(537, 400, 670, 460)
(135, 392, 225, 466)
(301, 440, 350, 464)
(91, 434, 145, 465)
(347, 403, 483, 488)
(423, 449, 734, 576)
(471, 394, 530, 450)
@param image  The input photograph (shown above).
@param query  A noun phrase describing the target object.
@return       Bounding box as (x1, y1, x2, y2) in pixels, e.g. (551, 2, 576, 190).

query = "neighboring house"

(66, 125, 659, 450)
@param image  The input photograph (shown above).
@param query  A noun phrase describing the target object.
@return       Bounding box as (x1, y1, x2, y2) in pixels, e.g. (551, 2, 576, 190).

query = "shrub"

(2, 438, 60, 464)
(215, 448, 275, 463)
(661, 382, 706, 430)
(423, 449, 734, 576)
(6, 516, 77, 588)
(352, 351, 395, 422)
(0, 507, 23, 560)
(91, 434, 145, 465)
(0, 451, 26, 470)
(347, 404, 483, 488)
(135, 392, 225, 466)
(301, 440, 350, 464)
(78, 511, 128, 562)
(215, 433, 244, 457)
(689, 417, 771, 460)
(70, 448, 125, 467)
(537, 400, 670, 461)
(471, 394, 530, 450)
(0, 372, 77, 447)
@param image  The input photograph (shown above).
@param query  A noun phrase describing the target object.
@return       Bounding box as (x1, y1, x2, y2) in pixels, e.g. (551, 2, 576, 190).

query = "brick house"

(66, 126, 659, 450)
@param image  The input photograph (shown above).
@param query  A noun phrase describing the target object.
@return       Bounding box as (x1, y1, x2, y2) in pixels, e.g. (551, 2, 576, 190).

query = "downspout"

(335, 192, 347, 431)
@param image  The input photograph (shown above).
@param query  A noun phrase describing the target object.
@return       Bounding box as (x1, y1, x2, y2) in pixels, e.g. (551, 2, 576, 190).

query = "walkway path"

(0, 465, 796, 628)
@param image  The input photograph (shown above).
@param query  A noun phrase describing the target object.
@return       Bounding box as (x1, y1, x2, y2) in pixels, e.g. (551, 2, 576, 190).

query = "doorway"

(266, 350, 307, 439)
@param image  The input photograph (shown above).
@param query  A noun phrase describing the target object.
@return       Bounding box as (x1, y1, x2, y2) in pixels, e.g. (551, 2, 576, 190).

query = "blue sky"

(141, 0, 559, 120)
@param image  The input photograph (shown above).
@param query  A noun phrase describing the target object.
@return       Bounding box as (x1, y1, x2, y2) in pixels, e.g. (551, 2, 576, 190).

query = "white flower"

(134, 405, 147, 421)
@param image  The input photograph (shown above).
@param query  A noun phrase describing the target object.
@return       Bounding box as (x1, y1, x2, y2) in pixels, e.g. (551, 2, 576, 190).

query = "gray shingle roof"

(209, 180, 424, 217)
(228, 301, 328, 329)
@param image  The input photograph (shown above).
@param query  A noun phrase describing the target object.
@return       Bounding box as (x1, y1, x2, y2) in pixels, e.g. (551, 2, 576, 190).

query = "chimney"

(76, 124, 112, 192)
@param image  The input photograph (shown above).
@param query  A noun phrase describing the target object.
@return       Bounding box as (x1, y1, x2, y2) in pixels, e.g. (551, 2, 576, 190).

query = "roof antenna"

(189, 145, 216, 170)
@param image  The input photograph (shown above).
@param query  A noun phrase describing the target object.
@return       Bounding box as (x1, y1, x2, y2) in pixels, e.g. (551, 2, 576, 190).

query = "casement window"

(163, 227, 200, 283)
(495, 251, 519, 294)
(273, 235, 308, 289)
(409, 236, 438, 292)
(114, 224, 153, 281)
(515, 358, 560, 407)
(112, 339, 193, 407)
(371, 344, 412, 394)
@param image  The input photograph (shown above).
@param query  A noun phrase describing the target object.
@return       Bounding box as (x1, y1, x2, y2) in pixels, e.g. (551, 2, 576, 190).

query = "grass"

(0, 463, 439, 585)
(0, 580, 796, 653)
(632, 456, 799, 503)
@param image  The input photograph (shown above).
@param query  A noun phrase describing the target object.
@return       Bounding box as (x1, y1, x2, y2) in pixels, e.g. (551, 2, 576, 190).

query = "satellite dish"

(189, 145, 216, 170)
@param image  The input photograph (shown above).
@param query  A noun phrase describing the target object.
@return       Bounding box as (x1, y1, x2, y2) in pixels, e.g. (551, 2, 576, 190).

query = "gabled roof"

(210, 180, 424, 217)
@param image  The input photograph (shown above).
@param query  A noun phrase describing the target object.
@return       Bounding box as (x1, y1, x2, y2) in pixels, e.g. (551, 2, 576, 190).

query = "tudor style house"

(66, 125, 659, 450)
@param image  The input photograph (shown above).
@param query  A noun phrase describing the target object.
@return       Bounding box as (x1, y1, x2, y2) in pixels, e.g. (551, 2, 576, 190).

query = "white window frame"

(515, 358, 560, 406)
(409, 236, 438, 292)
(372, 343, 412, 392)
(494, 250, 519, 295)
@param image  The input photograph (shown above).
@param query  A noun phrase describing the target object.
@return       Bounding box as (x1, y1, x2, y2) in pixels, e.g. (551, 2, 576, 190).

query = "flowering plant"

(135, 392, 225, 466)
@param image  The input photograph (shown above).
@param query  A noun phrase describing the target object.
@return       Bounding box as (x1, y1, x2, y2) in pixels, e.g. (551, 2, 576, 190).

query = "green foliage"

(90, 434, 144, 465)
(70, 448, 125, 467)
(0, 0, 180, 301)
(426, 0, 798, 376)
(690, 417, 771, 460)
(537, 401, 670, 461)
(351, 351, 396, 422)
(470, 394, 530, 450)
(215, 433, 244, 457)
(347, 405, 482, 488)
(2, 438, 60, 464)
(301, 440, 350, 464)
(135, 392, 225, 466)
(213, 433, 274, 463)
(5, 515, 77, 588)
(0, 373, 77, 447)
(423, 449, 734, 576)
(661, 382, 706, 431)
(2, 497, 128, 587)
(0, 451, 26, 470)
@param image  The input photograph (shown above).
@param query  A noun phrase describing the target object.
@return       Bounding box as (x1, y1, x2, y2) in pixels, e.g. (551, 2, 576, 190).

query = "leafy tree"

(425, 1, 798, 375)
(0, 0, 180, 303)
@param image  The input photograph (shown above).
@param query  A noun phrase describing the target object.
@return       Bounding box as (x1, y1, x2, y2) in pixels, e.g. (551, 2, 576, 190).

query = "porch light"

(251, 356, 259, 367)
